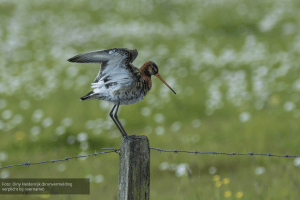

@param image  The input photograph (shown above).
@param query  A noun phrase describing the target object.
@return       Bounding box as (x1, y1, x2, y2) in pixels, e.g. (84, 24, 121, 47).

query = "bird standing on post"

(68, 48, 176, 139)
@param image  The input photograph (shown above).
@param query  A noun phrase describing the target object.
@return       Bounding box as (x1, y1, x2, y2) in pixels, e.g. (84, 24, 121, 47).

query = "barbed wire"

(150, 148, 300, 158)
(0, 149, 120, 170)
(1, 147, 299, 170)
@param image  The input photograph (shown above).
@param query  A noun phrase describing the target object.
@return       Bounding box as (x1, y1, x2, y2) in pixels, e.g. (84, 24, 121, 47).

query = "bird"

(67, 48, 176, 139)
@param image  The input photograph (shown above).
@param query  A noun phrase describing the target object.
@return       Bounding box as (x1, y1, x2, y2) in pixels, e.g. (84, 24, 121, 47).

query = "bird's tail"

(80, 91, 98, 101)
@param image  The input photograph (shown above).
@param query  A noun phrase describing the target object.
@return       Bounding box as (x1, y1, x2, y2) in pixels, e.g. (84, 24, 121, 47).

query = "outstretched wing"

(68, 48, 139, 87)
(67, 48, 138, 64)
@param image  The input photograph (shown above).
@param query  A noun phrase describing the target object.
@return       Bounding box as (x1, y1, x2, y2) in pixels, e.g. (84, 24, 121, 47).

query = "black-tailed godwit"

(68, 48, 176, 138)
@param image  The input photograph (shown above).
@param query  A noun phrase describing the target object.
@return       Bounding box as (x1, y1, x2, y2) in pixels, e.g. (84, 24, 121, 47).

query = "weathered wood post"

(118, 135, 150, 200)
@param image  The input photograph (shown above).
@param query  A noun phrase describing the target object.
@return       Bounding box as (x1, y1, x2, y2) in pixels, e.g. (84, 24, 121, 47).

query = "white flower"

(239, 112, 251, 122)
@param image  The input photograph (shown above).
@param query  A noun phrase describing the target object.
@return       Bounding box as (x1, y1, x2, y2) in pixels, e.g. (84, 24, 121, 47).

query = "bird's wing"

(67, 48, 138, 64)
(68, 48, 139, 87)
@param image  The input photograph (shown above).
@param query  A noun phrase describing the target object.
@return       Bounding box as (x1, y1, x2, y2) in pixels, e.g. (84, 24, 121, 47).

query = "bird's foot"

(122, 134, 135, 142)
(121, 132, 128, 139)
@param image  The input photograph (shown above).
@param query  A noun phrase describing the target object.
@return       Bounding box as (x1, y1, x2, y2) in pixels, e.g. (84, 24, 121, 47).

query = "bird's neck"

(139, 63, 152, 88)
(139, 62, 152, 77)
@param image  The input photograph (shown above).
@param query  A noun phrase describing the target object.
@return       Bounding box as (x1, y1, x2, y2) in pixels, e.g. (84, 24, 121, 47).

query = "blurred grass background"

(1, 0, 300, 199)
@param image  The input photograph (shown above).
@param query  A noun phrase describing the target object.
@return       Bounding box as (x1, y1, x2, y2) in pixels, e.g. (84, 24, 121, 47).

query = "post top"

(122, 135, 148, 142)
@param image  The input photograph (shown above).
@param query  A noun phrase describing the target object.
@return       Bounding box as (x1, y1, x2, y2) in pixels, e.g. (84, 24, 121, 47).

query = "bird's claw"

(122, 134, 135, 142)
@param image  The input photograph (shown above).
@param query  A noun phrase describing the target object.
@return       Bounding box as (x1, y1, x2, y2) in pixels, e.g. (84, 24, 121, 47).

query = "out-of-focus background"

(0, 0, 300, 199)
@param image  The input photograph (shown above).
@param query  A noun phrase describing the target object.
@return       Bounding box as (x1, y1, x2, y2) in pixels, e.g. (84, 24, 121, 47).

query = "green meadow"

(1, 0, 300, 199)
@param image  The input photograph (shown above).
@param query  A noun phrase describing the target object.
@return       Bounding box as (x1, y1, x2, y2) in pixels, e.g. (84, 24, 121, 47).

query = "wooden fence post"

(118, 135, 150, 200)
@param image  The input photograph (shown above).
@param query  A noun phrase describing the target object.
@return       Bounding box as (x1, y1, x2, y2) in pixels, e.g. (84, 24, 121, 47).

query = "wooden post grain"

(118, 135, 150, 200)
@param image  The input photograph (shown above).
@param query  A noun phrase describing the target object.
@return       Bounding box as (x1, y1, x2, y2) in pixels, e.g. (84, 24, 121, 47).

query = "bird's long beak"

(155, 73, 176, 94)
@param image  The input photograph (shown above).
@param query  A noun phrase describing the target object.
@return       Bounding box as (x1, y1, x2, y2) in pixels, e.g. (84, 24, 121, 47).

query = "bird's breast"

(137, 69, 152, 90)
(139, 76, 152, 91)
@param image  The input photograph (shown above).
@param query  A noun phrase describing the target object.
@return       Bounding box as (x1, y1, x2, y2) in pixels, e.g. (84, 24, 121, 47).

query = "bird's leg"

(114, 103, 128, 138)
(109, 104, 127, 138)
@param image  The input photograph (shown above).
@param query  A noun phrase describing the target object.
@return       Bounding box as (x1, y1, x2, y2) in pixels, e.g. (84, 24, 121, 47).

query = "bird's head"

(146, 61, 159, 76)
(143, 61, 176, 94)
